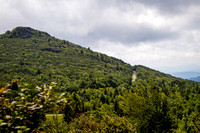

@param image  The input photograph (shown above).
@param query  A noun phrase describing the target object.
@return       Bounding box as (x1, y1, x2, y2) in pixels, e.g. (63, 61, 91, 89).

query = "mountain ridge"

(0, 27, 199, 84)
(1, 26, 199, 87)
(0, 26, 133, 88)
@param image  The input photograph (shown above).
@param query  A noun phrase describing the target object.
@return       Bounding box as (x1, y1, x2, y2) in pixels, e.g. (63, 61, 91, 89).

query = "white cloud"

(92, 37, 200, 71)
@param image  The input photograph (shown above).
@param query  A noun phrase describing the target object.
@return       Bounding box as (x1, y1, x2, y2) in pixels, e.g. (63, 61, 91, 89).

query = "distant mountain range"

(171, 71, 200, 82)
(190, 76, 200, 82)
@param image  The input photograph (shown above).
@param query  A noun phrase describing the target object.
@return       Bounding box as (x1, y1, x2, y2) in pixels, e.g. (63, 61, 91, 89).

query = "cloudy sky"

(1, 0, 200, 73)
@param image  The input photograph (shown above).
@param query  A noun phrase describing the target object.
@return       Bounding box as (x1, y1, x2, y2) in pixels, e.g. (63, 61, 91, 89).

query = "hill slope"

(0, 27, 132, 89)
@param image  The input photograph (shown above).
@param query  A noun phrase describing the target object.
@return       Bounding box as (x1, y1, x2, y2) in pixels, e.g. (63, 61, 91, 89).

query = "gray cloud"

(121, 0, 200, 14)
(86, 25, 179, 44)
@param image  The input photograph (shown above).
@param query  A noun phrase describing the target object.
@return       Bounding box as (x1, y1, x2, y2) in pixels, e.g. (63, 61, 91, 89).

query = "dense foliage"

(134, 65, 200, 132)
(0, 27, 200, 132)
(0, 27, 132, 89)
(0, 80, 67, 132)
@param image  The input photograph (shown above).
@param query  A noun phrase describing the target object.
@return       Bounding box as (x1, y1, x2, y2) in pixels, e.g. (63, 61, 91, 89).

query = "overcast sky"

(1, 0, 200, 73)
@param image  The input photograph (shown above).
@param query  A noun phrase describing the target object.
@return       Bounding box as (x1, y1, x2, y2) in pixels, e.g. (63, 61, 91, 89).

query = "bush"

(0, 80, 67, 132)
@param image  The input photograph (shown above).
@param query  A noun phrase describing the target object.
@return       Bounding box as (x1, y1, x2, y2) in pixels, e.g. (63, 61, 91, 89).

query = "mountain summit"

(1, 27, 50, 39)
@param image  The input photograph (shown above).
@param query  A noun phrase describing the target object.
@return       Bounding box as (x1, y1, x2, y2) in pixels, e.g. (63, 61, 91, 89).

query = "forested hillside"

(0, 27, 132, 89)
(0, 27, 199, 132)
